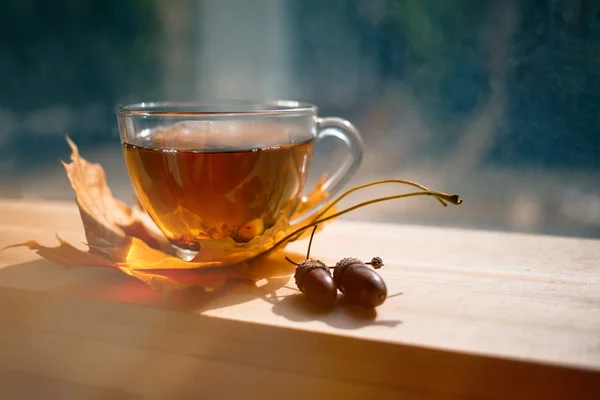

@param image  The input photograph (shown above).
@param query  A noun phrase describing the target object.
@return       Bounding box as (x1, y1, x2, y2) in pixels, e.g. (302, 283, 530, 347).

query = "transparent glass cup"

(117, 101, 363, 260)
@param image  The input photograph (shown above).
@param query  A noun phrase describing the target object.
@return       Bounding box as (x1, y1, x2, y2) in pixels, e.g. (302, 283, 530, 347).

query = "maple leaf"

(3, 236, 247, 292)
(4, 137, 462, 293)
(3, 138, 337, 292)
(3, 235, 115, 269)
(62, 136, 171, 253)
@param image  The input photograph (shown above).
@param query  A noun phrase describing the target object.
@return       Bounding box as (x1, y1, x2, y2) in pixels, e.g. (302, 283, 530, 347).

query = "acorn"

(293, 258, 337, 309)
(285, 226, 338, 309)
(333, 257, 387, 308)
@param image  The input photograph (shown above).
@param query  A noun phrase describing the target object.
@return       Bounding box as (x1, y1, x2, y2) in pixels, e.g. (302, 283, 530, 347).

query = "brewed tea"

(123, 138, 314, 250)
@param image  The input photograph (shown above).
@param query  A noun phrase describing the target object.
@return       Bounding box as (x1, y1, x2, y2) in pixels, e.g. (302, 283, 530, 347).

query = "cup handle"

(291, 117, 364, 225)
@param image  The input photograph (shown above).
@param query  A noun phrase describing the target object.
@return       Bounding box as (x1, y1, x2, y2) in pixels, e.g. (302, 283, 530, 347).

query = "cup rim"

(118, 100, 317, 117)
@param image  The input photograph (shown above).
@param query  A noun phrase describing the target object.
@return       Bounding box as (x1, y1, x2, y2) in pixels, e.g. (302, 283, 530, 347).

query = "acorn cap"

(294, 258, 329, 291)
(369, 256, 384, 269)
(333, 257, 364, 290)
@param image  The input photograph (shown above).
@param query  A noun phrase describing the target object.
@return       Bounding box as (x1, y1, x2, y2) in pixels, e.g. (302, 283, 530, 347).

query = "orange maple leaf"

(4, 138, 461, 293)
(4, 138, 336, 292)
(63, 136, 172, 253)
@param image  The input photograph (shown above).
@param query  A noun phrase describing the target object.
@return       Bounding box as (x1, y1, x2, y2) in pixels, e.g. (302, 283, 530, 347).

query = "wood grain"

(1, 198, 599, 399)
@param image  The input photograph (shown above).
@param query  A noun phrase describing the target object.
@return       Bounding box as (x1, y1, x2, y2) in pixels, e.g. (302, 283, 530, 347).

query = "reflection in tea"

(123, 134, 314, 251)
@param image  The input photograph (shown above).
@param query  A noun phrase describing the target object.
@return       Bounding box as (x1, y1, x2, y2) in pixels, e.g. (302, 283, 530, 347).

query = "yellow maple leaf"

(4, 138, 336, 291)
(4, 138, 462, 293)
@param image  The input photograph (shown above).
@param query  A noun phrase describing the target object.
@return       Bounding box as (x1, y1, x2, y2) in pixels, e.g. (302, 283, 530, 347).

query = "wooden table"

(0, 199, 599, 399)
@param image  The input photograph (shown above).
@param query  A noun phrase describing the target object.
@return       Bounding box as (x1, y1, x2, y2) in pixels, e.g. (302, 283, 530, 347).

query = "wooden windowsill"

(0, 198, 599, 399)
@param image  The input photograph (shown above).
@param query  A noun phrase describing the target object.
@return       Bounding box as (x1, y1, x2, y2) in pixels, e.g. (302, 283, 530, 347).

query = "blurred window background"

(1, 0, 599, 238)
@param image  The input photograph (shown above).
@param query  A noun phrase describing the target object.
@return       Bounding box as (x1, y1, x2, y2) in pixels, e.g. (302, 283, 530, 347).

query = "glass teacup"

(117, 101, 363, 259)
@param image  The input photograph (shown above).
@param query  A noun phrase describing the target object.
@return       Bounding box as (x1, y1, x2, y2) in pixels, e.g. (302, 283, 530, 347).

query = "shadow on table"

(270, 293, 402, 329)
(0, 253, 401, 329)
(0, 254, 293, 311)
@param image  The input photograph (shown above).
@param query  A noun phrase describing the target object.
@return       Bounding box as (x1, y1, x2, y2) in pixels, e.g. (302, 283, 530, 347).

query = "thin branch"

(285, 256, 298, 266)
(306, 225, 318, 259)
(311, 179, 447, 224)
(264, 190, 461, 259)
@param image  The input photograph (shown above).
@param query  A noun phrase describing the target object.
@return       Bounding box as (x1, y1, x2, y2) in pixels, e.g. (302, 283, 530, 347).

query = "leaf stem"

(306, 225, 318, 259)
(310, 179, 447, 224)
(285, 256, 299, 266)
(265, 190, 461, 258)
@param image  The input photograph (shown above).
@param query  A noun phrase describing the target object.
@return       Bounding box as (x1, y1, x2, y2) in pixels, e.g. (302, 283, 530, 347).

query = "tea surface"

(123, 139, 314, 250)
